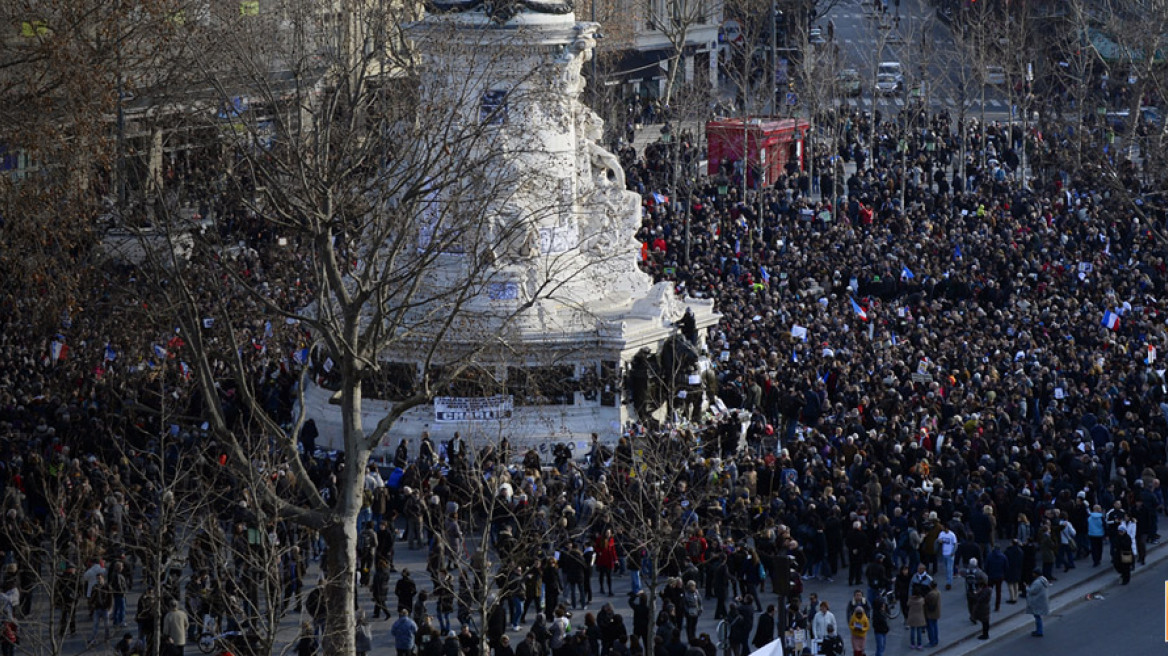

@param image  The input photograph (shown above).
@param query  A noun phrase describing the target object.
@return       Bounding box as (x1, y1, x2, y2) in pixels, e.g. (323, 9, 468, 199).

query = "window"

(480, 88, 509, 125)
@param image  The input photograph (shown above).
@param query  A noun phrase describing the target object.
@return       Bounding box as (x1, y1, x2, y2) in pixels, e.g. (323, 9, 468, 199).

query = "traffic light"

(787, 554, 800, 596)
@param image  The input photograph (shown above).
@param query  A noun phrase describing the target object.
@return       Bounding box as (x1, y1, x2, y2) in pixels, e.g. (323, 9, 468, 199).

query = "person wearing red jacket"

(594, 530, 618, 596)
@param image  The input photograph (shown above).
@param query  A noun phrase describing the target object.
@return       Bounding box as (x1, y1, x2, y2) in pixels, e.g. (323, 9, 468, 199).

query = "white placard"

(434, 395, 514, 422)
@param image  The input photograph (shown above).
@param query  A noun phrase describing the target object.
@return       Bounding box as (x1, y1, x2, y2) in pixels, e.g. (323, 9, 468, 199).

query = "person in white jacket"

(811, 601, 838, 640)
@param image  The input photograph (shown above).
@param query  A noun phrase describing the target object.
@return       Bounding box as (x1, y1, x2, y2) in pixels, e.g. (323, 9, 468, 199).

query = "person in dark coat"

(728, 597, 754, 656)
(495, 635, 516, 656)
(487, 601, 508, 650)
(629, 591, 650, 654)
(1003, 540, 1024, 604)
(845, 523, 867, 586)
(973, 583, 992, 640)
(871, 599, 890, 656)
(984, 546, 1007, 611)
(751, 605, 776, 649)
(396, 569, 418, 611)
(710, 554, 730, 620)
(371, 560, 391, 620)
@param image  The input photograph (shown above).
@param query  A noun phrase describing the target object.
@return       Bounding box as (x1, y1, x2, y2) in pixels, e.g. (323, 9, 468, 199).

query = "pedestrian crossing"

(839, 96, 1012, 113)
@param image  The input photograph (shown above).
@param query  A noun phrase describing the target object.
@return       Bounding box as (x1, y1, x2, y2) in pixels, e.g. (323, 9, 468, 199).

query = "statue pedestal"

(300, 9, 719, 457)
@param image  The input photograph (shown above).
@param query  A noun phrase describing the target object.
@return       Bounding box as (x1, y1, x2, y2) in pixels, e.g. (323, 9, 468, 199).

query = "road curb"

(931, 541, 1168, 656)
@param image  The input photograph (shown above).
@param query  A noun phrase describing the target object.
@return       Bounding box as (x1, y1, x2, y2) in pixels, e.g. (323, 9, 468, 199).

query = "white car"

(876, 62, 904, 94)
(984, 65, 1006, 85)
(876, 73, 901, 95)
(878, 61, 904, 80)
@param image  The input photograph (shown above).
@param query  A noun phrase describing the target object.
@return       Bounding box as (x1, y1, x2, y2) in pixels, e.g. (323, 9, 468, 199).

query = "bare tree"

(642, 0, 718, 106)
(90, 7, 622, 656)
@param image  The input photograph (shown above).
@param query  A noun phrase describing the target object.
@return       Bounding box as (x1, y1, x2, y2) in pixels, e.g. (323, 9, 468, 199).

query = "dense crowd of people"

(1, 64, 1167, 656)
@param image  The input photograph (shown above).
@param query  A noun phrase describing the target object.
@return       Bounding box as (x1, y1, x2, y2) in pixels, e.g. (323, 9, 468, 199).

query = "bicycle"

(197, 629, 242, 654)
(878, 587, 900, 620)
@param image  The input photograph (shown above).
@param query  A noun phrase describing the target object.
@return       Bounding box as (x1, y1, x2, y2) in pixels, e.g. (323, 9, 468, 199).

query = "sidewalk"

(932, 541, 1168, 656)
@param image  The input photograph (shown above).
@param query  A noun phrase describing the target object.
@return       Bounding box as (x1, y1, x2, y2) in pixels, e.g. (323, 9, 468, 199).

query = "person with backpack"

(820, 625, 845, 656)
(358, 524, 378, 586)
(549, 606, 571, 656)
(963, 558, 987, 624)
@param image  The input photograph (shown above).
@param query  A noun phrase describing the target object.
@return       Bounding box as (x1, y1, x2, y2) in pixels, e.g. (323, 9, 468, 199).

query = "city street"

(976, 560, 1168, 656)
(820, 0, 1012, 120)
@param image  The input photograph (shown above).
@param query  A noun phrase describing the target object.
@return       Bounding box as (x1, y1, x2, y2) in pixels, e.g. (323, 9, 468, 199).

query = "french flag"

(850, 297, 869, 321)
(1102, 310, 1120, 331)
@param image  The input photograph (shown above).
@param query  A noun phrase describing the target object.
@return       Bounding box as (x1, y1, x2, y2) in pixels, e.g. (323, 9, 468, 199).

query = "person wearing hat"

(1112, 524, 1135, 585)
(395, 569, 417, 613)
(161, 598, 188, 653)
(1025, 569, 1050, 637)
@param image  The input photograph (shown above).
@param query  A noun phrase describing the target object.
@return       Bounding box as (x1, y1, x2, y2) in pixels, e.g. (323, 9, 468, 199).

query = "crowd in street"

(1, 86, 1167, 656)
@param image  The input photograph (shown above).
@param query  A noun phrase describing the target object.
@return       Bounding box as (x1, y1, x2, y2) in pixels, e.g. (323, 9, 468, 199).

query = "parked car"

(836, 69, 862, 96)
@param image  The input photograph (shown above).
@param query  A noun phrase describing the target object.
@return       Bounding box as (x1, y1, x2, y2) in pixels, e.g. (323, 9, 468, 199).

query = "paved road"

(974, 559, 1168, 656)
(821, 0, 1012, 120)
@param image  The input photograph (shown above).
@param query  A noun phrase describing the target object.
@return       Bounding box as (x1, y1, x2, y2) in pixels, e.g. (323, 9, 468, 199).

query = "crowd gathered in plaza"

(1, 82, 1167, 656)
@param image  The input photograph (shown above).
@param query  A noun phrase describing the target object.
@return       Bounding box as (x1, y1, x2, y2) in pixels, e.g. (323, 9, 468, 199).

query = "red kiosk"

(706, 117, 810, 188)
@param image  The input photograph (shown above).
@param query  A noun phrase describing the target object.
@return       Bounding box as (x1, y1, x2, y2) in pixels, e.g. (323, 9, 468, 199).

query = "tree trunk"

(322, 513, 360, 655)
(321, 374, 370, 655)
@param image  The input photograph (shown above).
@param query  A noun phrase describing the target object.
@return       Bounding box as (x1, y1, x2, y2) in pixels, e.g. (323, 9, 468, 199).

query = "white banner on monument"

(434, 395, 514, 422)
